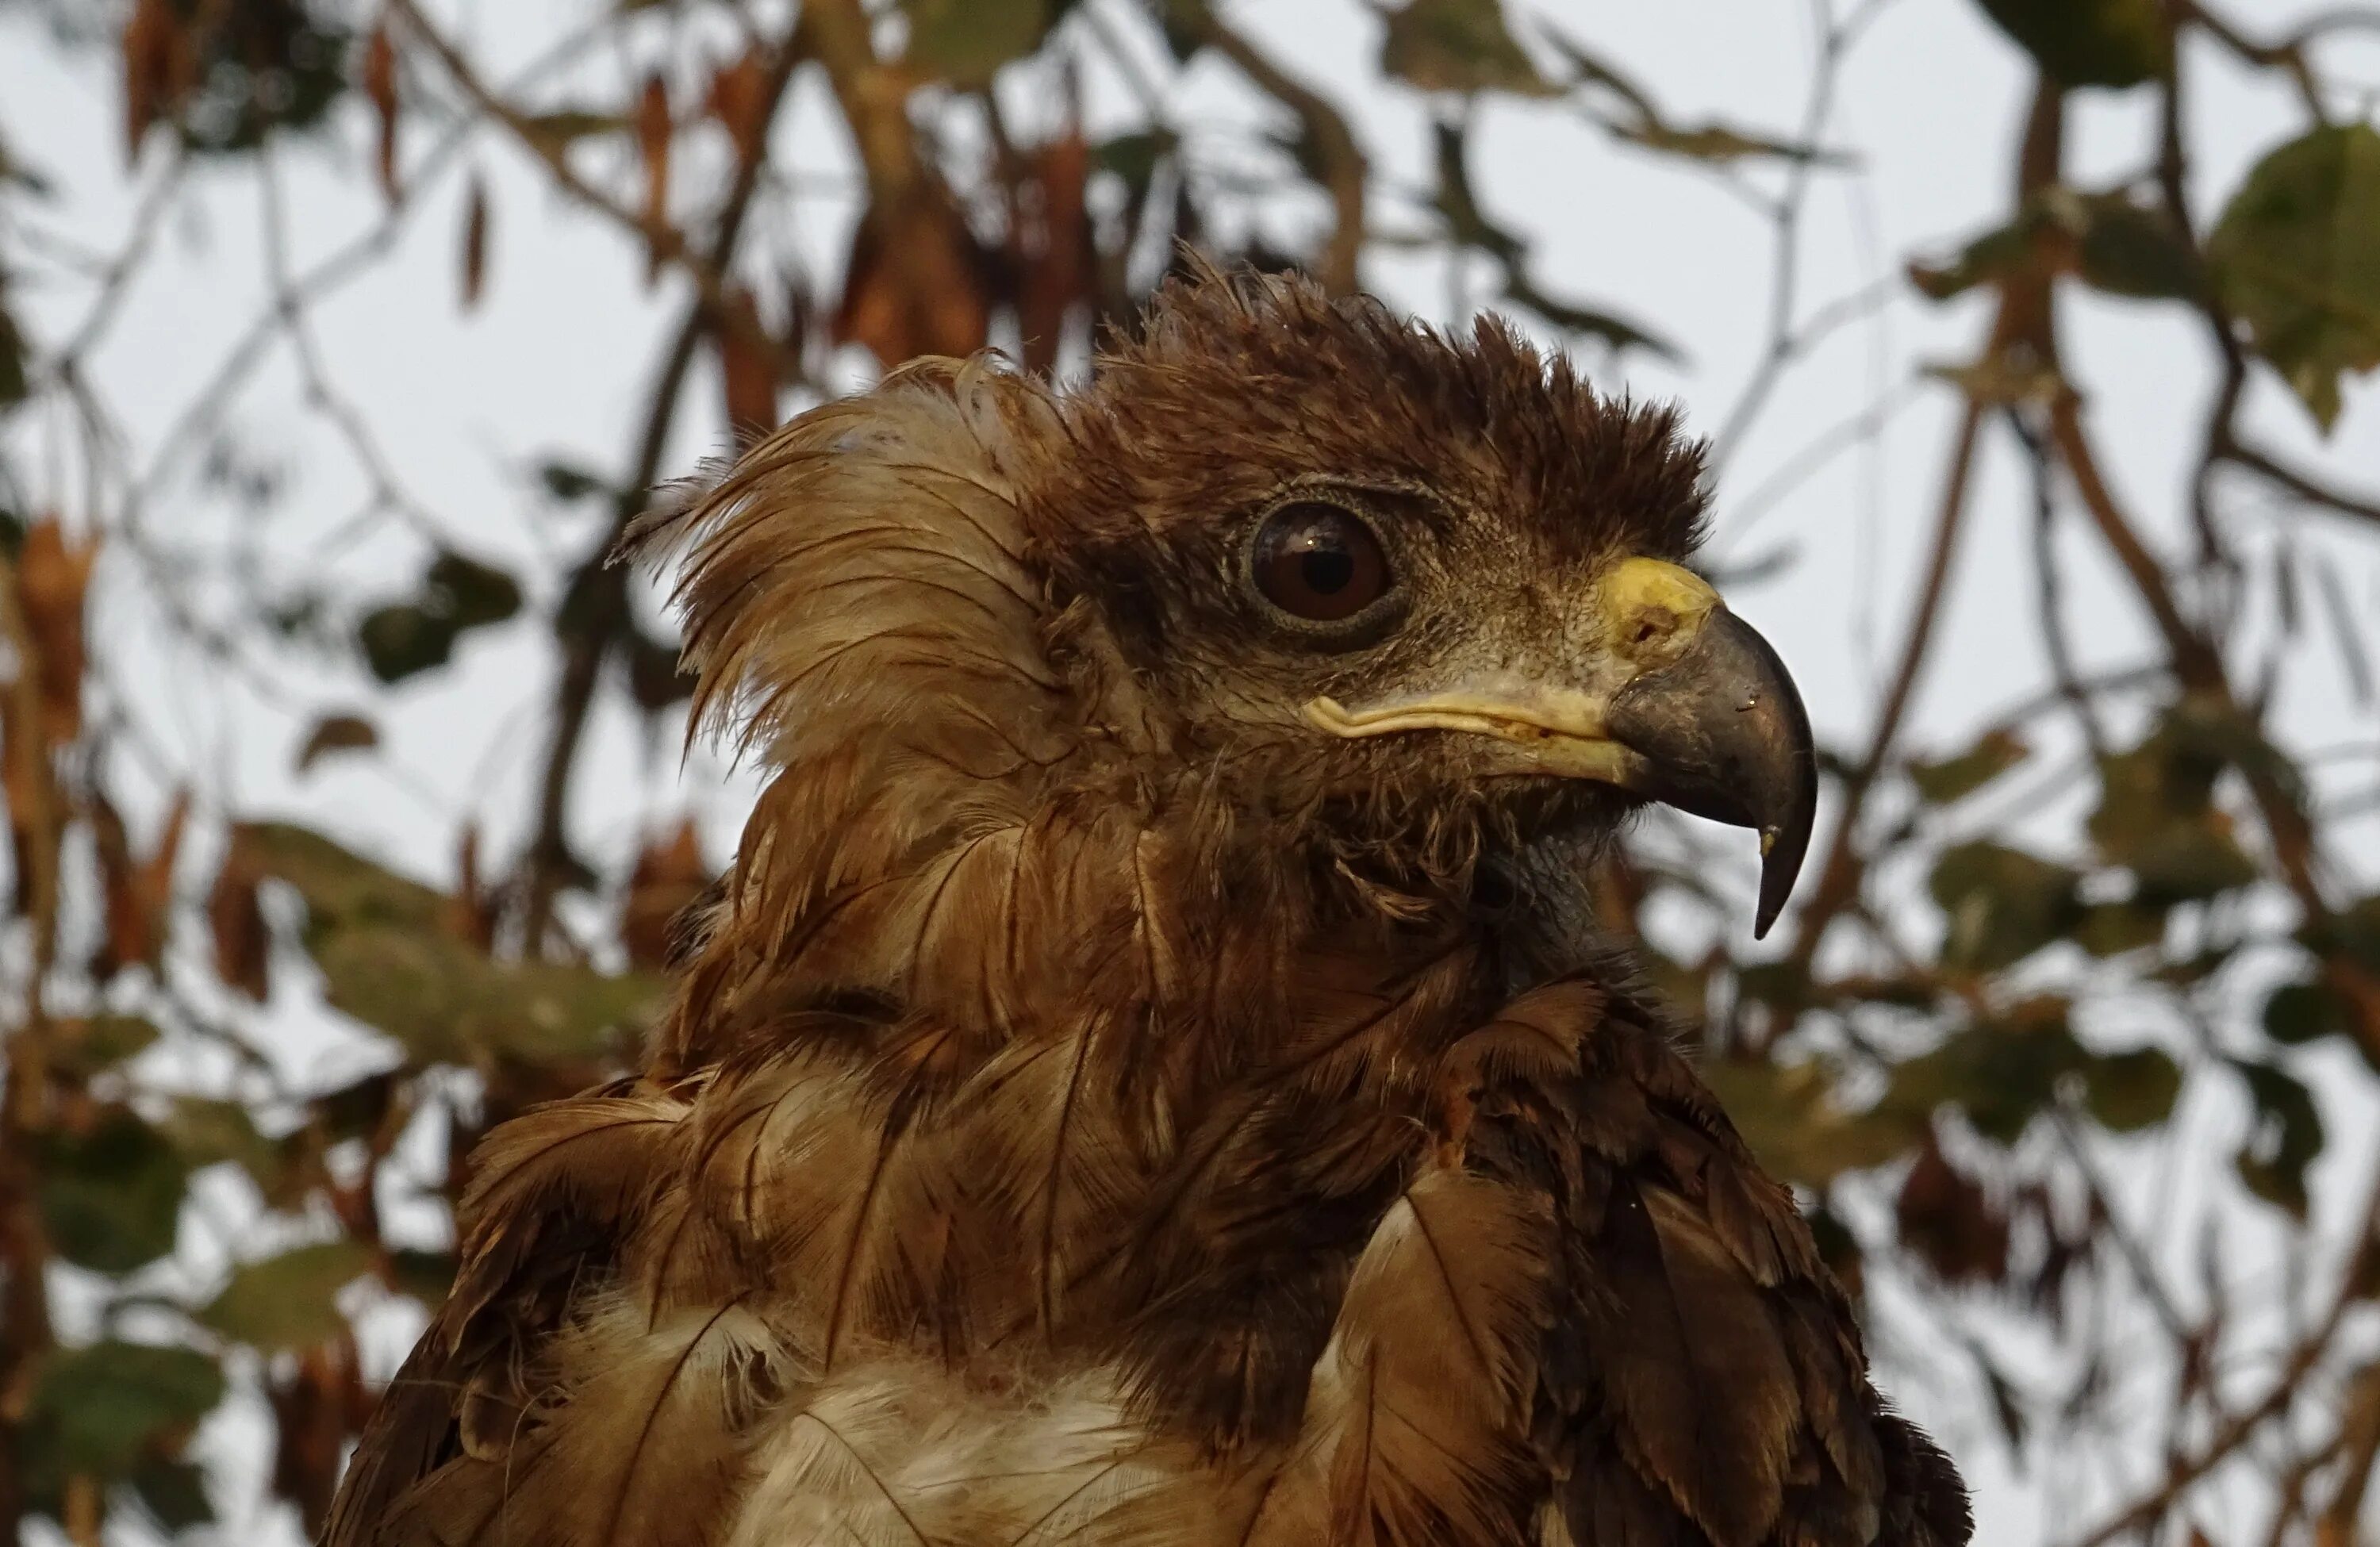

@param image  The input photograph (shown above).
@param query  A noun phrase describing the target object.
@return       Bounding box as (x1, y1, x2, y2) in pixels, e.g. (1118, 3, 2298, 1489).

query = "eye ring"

(1246, 499, 1398, 631)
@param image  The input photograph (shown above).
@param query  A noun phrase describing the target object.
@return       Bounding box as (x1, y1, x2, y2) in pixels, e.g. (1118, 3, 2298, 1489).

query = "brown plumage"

(324, 267, 1969, 1547)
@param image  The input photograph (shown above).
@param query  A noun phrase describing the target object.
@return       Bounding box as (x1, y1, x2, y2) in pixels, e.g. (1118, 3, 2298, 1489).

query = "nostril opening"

(1632, 619, 1664, 647)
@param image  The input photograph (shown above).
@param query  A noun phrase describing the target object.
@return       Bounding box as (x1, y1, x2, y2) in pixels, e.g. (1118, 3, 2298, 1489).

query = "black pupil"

(1252, 501, 1388, 625)
(1301, 545, 1355, 594)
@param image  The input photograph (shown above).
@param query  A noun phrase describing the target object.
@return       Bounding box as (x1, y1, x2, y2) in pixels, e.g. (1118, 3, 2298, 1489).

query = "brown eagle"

(324, 268, 1970, 1547)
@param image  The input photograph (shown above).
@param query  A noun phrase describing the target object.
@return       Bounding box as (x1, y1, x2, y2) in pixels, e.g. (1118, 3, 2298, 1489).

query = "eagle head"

(1020, 268, 1818, 935)
(647, 264, 1817, 950)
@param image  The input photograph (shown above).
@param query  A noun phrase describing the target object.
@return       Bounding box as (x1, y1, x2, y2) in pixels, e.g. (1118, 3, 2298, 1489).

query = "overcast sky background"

(5, 1, 2380, 1541)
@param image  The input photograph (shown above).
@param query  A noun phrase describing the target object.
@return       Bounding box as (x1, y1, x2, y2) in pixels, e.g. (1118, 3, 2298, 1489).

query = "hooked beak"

(1303, 557, 1818, 939)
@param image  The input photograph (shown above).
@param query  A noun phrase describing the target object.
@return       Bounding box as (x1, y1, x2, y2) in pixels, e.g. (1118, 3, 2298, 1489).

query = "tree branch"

(1173, 1, 1367, 296)
(516, 18, 806, 941)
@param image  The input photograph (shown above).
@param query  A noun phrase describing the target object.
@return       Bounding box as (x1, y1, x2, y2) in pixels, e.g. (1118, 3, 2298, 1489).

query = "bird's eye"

(1250, 501, 1393, 625)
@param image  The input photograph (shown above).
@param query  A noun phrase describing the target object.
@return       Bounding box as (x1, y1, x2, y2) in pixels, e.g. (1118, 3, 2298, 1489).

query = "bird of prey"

(324, 267, 1970, 1547)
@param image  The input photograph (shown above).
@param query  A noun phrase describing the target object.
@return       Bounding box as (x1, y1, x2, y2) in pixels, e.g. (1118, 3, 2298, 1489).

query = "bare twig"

(2006, 406, 2107, 758)
(2222, 440, 2380, 528)
(1173, 0, 1367, 296)
(1710, 0, 1886, 465)
(1779, 77, 2064, 968)
(2066, 1166, 2380, 1547)
(518, 17, 806, 941)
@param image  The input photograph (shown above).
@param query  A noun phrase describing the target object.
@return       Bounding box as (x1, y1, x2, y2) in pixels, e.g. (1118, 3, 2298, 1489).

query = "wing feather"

(1246, 1166, 1548, 1547)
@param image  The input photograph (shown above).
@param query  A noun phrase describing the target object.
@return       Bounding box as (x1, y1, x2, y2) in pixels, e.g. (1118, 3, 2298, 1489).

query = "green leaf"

(240, 822, 657, 1065)
(1734, 959, 1813, 1019)
(2089, 708, 2260, 902)
(0, 301, 27, 413)
(2301, 896, 2380, 976)
(516, 109, 629, 153)
(1886, 998, 2086, 1142)
(391, 1247, 457, 1305)
(1910, 187, 2199, 305)
(2074, 190, 2203, 300)
(1549, 33, 1846, 165)
(902, 0, 1052, 87)
(1910, 727, 2030, 804)
(1503, 273, 1679, 359)
(0, 128, 53, 194)
(2209, 124, 2380, 432)
(25, 1341, 225, 1480)
(244, 821, 447, 941)
(425, 550, 524, 631)
(628, 629, 696, 711)
(1971, 0, 2169, 88)
(312, 1070, 400, 1142)
(174, 12, 351, 155)
(1614, 121, 1847, 167)
(125, 1455, 215, 1532)
(537, 460, 610, 502)
(165, 1095, 287, 1197)
(1426, 121, 1679, 360)
(2265, 977, 2347, 1046)
(198, 1240, 374, 1352)
(2232, 1058, 2324, 1215)
(1909, 218, 2042, 302)
(2076, 900, 2166, 958)
(2082, 1046, 2182, 1132)
(37, 1108, 189, 1273)
(2125, 821, 2259, 903)
(1929, 841, 2082, 974)
(54, 1014, 162, 1077)
(1095, 130, 1173, 195)
(1431, 120, 1522, 262)
(356, 602, 457, 683)
(1383, 0, 1554, 96)
(1702, 1061, 1919, 1188)
(312, 923, 661, 1065)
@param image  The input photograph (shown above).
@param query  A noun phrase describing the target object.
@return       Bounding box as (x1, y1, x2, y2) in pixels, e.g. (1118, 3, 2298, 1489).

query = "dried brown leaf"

(716, 287, 777, 437)
(121, 0, 186, 164)
(210, 823, 271, 1001)
(1895, 1130, 2009, 1285)
(447, 822, 494, 950)
(637, 72, 672, 285)
(832, 193, 989, 367)
(363, 21, 399, 202)
(460, 174, 489, 310)
(91, 794, 144, 976)
(621, 818, 710, 971)
(1015, 129, 1092, 375)
(706, 49, 766, 166)
(297, 712, 379, 774)
(15, 517, 97, 747)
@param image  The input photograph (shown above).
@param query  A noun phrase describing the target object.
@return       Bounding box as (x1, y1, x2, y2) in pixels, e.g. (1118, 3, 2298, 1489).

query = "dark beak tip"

(1606, 605, 1819, 940)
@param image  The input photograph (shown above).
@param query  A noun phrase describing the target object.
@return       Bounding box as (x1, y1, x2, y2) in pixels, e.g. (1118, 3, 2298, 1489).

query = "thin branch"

(2006, 406, 2107, 758)
(2066, 1166, 2380, 1547)
(1174, 0, 1367, 296)
(1710, 0, 1880, 465)
(1780, 388, 1983, 968)
(2221, 440, 2380, 528)
(258, 143, 444, 543)
(1779, 76, 2064, 969)
(517, 17, 807, 940)
(42, 144, 187, 374)
(385, 0, 725, 308)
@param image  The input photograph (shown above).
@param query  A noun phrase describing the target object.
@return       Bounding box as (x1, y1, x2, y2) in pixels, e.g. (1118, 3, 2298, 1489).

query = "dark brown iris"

(1251, 501, 1392, 623)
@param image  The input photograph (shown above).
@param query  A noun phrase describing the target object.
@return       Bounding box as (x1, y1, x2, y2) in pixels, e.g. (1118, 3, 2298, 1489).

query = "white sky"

(5, 1, 2380, 1542)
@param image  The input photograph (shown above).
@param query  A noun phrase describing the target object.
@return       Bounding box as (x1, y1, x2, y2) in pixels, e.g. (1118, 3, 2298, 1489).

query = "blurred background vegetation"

(1, 0, 2378, 1542)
